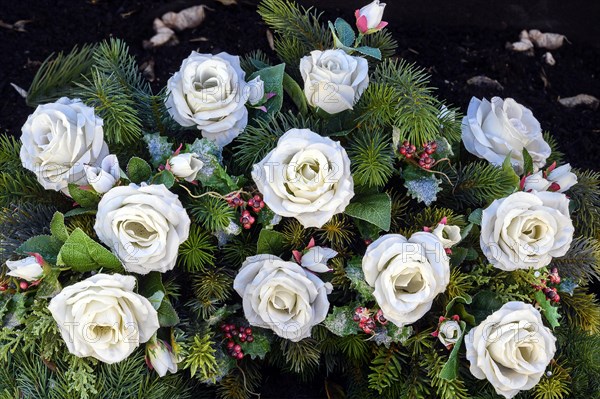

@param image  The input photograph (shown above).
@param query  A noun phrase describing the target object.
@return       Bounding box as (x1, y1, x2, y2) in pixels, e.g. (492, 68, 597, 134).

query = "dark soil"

(0, 1, 599, 398)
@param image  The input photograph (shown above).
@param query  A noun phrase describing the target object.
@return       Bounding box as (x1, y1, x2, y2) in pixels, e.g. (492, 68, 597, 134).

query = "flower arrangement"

(1, 1, 599, 398)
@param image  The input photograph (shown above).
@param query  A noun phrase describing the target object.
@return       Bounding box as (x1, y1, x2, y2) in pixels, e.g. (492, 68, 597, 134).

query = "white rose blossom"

(168, 152, 203, 182)
(362, 233, 450, 327)
(146, 336, 178, 377)
(523, 171, 550, 192)
(432, 223, 462, 248)
(94, 183, 191, 274)
(300, 49, 369, 114)
(5, 256, 44, 282)
(20, 97, 109, 194)
(437, 319, 461, 348)
(166, 51, 264, 147)
(233, 254, 332, 342)
(547, 163, 577, 192)
(84, 154, 120, 194)
(300, 246, 337, 273)
(461, 97, 551, 173)
(480, 191, 574, 271)
(355, 0, 388, 33)
(48, 273, 160, 364)
(465, 301, 557, 399)
(252, 128, 354, 228)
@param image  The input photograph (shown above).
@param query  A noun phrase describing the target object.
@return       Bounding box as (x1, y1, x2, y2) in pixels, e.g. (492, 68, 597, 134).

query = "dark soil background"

(0, 0, 599, 397)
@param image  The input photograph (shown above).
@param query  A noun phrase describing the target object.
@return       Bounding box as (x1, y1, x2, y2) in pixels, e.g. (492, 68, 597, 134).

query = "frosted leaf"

(372, 325, 412, 348)
(187, 138, 222, 180)
(404, 175, 442, 206)
(143, 133, 173, 167)
(324, 306, 360, 337)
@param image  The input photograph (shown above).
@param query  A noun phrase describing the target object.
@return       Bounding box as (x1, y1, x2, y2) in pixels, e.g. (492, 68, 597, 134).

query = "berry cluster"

(0, 279, 39, 292)
(533, 267, 562, 303)
(352, 307, 387, 335)
(220, 322, 254, 360)
(399, 140, 438, 170)
(226, 193, 266, 230)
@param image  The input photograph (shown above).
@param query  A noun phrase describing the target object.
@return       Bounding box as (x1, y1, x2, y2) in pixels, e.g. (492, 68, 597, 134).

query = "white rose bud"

(362, 233, 450, 327)
(168, 153, 203, 182)
(480, 191, 574, 271)
(5, 256, 44, 282)
(94, 183, 191, 274)
(233, 254, 332, 342)
(547, 163, 577, 192)
(301, 246, 337, 273)
(146, 336, 178, 377)
(48, 273, 160, 364)
(20, 97, 109, 194)
(246, 76, 265, 105)
(461, 97, 551, 173)
(300, 49, 369, 115)
(355, 0, 388, 33)
(252, 128, 354, 228)
(84, 154, 120, 194)
(166, 51, 254, 147)
(438, 319, 461, 347)
(432, 223, 462, 248)
(523, 171, 550, 192)
(466, 302, 557, 399)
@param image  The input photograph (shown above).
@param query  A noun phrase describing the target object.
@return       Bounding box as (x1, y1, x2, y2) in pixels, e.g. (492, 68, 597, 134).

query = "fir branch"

(423, 351, 469, 399)
(557, 326, 600, 398)
(0, 170, 65, 208)
(347, 129, 395, 188)
(279, 338, 320, 374)
(561, 289, 600, 334)
(402, 207, 467, 236)
(26, 44, 96, 106)
(221, 233, 256, 268)
(0, 203, 56, 259)
(361, 29, 398, 62)
(532, 360, 571, 399)
(0, 135, 22, 171)
(192, 269, 233, 305)
(551, 236, 600, 284)
(317, 214, 355, 251)
(543, 131, 565, 166)
(569, 169, 600, 238)
(368, 346, 403, 393)
(281, 219, 312, 250)
(188, 195, 235, 233)
(216, 362, 261, 399)
(178, 225, 217, 272)
(181, 334, 219, 383)
(240, 50, 272, 75)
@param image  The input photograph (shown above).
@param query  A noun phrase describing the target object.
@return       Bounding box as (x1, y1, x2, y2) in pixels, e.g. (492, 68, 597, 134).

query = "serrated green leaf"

(240, 330, 271, 360)
(157, 299, 179, 327)
(324, 306, 360, 337)
(17, 235, 63, 265)
(152, 170, 175, 189)
(57, 228, 122, 272)
(334, 18, 356, 47)
(534, 290, 561, 329)
(355, 46, 382, 60)
(248, 63, 285, 119)
(345, 192, 391, 231)
(50, 212, 69, 242)
(522, 148, 534, 175)
(64, 207, 97, 218)
(127, 156, 152, 184)
(257, 229, 285, 255)
(68, 183, 101, 208)
(36, 268, 62, 299)
(439, 320, 466, 381)
(198, 163, 239, 193)
(345, 257, 375, 301)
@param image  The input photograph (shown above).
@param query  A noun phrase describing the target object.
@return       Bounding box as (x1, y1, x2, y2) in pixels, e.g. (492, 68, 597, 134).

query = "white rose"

(523, 171, 550, 192)
(5, 256, 43, 282)
(48, 273, 160, 364)
(480, 191, 574, 271)
(252, 128, 354, 228)
(94, 183, 191, 274)
(146, 336, 178, 377)
(300, 49, 369, 114)
(247, 76, 265, 105)
(233, 254, 332, 342)
(168, 153, 203, 182)
(166, 51, 256, 147)
(547, 163, 577, 192)
(20, 97, 109, 194)
(432, 223, 462, 248)
(461, 97, 551, 173)
(465, 301, 557, 399)
(355, 0, 387, 33)
(301, 246, 337, 273)
(362, 233, 450, 327)
(438, 319, 461, 347)
(84, 154, 120, 194)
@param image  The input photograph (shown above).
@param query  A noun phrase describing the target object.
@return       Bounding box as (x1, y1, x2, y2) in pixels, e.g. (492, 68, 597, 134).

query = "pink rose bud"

(355, 0, 388, 34)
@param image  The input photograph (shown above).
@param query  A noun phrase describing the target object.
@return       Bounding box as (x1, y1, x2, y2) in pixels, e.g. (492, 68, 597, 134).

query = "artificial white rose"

(523, 171, 550, 192)
(362, 233, 450, 327)
(461, 97, 551, 173)
(301, 246, 337, 273)
(300, 49, 369, 114)
(48, 273, 159, 364)
(480, 191, 574, 271)
(432, 223, 462, 248)
(247, 76, 265, 105)
(5, 256, 43, 282)
(547, 163, 577, 192)
(233, 254, 332, 342)
(169, 152, 203, 182)
(20, 97, 109, 194)
(166, 51, 258, 147)
(355, 0, 387, 33)
(251, 128, 354, 228)
(465, 301, 557, 399)
(94, 183, 191, 274)
(146, 336, 178, 377)
(438, 319, 461, 347)
(84, 154, 120, 194)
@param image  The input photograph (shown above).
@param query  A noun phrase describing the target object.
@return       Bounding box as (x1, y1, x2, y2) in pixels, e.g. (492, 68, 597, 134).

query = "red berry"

(227, 341, 235, 349)
(352, 314, 360, 322)
(234, 344, 242, 353)
(0, 285, 7, 292)
(246, 335, 254, 343)
(240, 336, 246, 342)
(245, 327, 252, 335)
(236, 352, 244, 360)
(552, 294, 561, 303)
(240, 333, 246, 340)
(19, 281, 28, 290)
(225, 332, 232, 339)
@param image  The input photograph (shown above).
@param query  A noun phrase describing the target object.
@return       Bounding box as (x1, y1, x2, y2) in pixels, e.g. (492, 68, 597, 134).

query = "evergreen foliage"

(178, 225, 217, 272)
(551, 236, 600, 284)
(348, 129, 395, 188)
(569, 169, 600, 238)
(188, 195, 235, 233)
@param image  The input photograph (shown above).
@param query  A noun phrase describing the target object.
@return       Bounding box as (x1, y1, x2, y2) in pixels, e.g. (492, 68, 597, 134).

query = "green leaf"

(36, 268, 62, 299)
(439, 320, 467, 381)
(240, 330, 271, 360)
(468, 208, 483, 225)
(68, 183, 101, 208)
(157, 299, 179, 327)
(345, 192, 391, 231)
(449, 247, 469, 268)
(127, 156, 152, 184)
(283, 73, 307, 115)
(385, 324, 412, 344)
(17, 235, 63, 265)
(3, 292, 28, 328)
(471, 290, 504, 324)
(57, 228, 122, 272)
(354, 46, 382, 60)
(522, 148, 534, 176)
(50, 212, 69, 242)
(534, 290, 561, 329)
(353, 218, 383, 240)
(64, 207, 97, 218)
(445, 294, 473, 315)
(257, 229, 285, 255)
(151, 170, 175, 189)
(324, 306, 360, 337)
(248, 63, 285, 119)
(147, 291, 165, 311)
(502, 153, 521, 188)
(143, 133, 174, 168)
(138, 272, 166, 298)
(345, 257, 375, 301)
(334, 18, 356, 47)
(403, 165, 443, 206)
(198, 163, 239, 193)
